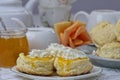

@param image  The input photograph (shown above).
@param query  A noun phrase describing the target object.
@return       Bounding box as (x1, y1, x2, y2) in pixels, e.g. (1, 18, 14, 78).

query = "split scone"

(90, 21, 116, 47)
(96, 42, 120, 59)
(16, 50, 55, 76)
(47, 43, 93, 76)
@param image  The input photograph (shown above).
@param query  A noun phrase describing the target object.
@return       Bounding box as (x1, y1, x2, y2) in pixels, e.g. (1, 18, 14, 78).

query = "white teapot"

(0, 0, 37, 27)
(0, 0, 77, 27)
(74, 10, 120, 31)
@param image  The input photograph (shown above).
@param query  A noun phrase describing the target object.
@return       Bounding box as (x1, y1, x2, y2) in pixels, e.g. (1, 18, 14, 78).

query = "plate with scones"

(89, 53, 120, 69)
(89, 20, 120, 69)
(88, 42, 120, 69)
(11, 43, 102, 80)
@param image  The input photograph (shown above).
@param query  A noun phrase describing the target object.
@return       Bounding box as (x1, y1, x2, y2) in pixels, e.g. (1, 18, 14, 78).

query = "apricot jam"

(0, 30, 29, 67)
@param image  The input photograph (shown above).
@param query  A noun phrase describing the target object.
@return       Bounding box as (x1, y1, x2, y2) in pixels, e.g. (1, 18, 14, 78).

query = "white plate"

(11, 66, 102, 80)
(76, 44, 96, 54)
(89, 54, 120, 69)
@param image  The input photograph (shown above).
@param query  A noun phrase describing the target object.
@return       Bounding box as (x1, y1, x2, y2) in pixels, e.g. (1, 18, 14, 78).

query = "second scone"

(47, 43, 93, 76)
(90, 21, 116, 47)
(96, 42, 120, 59)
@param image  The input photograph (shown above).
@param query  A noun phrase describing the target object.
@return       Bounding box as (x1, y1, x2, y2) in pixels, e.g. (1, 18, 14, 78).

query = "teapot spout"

(25, 0, 38, 14)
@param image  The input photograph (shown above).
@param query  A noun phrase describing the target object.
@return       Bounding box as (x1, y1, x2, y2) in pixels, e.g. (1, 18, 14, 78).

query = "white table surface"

(1, 15, 120, 80)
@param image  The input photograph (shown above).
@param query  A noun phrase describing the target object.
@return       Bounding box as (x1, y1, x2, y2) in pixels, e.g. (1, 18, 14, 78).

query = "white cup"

(26, 28, 59, 50)
(74, 10, 120, 31)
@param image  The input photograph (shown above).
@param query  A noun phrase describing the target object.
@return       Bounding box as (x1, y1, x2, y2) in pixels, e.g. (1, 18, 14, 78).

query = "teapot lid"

(0, 7, 25, 13)
(0, 0, 25, 12)
(39, 0, 76, 7)
(0, 0, 22, 6)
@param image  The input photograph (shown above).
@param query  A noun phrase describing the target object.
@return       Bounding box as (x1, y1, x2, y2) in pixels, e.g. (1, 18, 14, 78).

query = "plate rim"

(11, 66, 102, 80)
(89, 54, 120, 62)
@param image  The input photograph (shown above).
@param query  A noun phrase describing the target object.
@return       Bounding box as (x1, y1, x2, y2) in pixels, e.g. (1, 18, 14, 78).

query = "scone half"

(54, 57, 93, 76)
(16, 53, 54, 76)
(49, 44, 93, 77)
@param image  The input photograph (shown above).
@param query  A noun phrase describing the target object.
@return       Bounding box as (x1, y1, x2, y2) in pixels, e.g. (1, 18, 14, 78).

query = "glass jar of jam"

(0, 23, 29, 68)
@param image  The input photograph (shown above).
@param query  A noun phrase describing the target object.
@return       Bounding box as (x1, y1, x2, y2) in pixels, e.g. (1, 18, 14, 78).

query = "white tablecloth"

(0, 67, 120, 80)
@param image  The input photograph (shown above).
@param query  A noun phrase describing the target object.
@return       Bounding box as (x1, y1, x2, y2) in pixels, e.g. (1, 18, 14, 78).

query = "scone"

(16, 50, 55, 76)
(96, 42, 120, 59)
(115, 19, 120, 41)
(47, 43, 93, 76)
(90, 21, 116, 47)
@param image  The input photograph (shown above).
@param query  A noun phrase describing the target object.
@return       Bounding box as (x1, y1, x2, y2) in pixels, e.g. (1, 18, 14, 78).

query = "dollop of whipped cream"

(29, 49, 54, 58)
(47, 43, 87, 59)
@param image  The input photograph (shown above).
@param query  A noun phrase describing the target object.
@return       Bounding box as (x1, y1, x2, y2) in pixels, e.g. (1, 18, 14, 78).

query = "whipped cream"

(29, 49, 54, 58)
(29, 43, 87, 59)
(47, 43, 87, 60)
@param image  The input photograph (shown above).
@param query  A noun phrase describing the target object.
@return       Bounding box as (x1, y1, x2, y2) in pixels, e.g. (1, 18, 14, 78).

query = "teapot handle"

(25, 0, 38, 14)
(73, 11, 89, 23)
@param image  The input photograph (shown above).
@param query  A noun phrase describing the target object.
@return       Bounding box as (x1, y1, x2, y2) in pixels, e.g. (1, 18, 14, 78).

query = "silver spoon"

(0, 17, 7, 31)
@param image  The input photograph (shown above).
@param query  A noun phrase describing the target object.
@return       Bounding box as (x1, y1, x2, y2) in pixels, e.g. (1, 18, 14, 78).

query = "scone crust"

(90, 22, 116, 47)
(54, 57, 93, 76)
(96, 42, 120, 59)
(16, 53, 54, 76)
(115, 20, 120, 41)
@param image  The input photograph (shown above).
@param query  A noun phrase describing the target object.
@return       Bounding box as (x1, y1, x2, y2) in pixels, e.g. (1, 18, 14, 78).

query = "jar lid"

(0, 18, 27, 36)
(0, 27, 27, 36)
(39, 0, 76, 8)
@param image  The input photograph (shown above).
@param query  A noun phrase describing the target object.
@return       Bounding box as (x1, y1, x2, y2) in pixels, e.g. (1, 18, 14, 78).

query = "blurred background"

(22, 0, 120, 14)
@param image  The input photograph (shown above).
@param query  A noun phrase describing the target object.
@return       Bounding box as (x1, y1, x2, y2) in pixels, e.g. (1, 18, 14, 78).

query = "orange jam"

(0, 35, 29, 68)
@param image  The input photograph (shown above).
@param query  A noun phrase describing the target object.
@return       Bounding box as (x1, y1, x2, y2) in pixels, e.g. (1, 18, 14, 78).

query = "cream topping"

(29, 43, 87, 59)
(29, 49, 54, 58)
(47, 43, 87, 59)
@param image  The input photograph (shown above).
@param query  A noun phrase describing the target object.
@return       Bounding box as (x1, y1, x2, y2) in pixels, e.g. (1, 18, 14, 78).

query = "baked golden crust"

(16, 53, 93, 76)
(90, 21, 116, 47)
(54, 57, 93, 76)
(16, 53, 54, 76)
(96, 42, 120, 59)
(115, 20, 120, 41)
